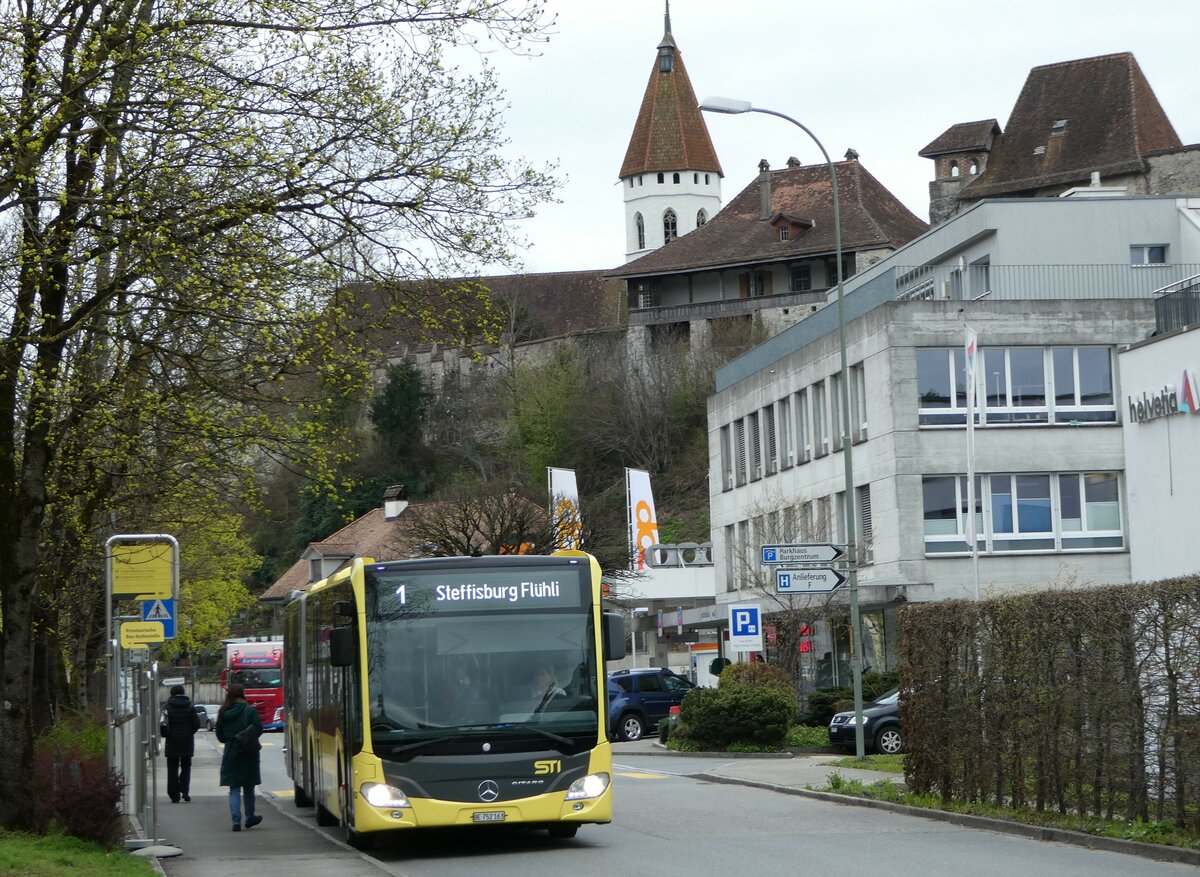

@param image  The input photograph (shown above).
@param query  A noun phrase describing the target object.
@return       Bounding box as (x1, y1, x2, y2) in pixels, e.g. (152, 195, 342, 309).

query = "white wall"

(1120, 326, 1200, 581)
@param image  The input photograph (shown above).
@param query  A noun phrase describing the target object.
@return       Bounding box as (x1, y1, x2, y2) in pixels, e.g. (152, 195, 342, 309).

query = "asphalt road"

(156, 734, 1198, 877)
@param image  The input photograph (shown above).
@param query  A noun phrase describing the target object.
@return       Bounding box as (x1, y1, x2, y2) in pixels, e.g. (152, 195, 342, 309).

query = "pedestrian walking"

(161, 683, 200, 803)
(215, 682, 263, 832)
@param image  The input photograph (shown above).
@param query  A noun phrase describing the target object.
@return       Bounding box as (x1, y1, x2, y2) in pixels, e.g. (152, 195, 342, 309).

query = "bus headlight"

(361, 782, 410, 808)
(564, 772, 610, 801)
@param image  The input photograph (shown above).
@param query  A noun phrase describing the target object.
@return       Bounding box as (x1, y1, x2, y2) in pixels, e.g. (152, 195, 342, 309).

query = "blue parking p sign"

(728, 604, 763, 652)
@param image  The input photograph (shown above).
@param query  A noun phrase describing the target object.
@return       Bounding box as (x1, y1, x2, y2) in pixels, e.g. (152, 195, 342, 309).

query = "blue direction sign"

(776, 567, 847, 594)
(761, 543, 845, 565)
(141, 597, 175, 639)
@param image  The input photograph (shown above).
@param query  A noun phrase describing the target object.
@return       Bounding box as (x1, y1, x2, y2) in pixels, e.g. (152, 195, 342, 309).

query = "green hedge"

(898, 576, 1200, 828)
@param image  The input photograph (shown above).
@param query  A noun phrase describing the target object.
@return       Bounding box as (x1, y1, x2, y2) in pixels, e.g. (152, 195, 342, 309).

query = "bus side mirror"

(330, 626, 354, 667)
(602, 612, 625, 662)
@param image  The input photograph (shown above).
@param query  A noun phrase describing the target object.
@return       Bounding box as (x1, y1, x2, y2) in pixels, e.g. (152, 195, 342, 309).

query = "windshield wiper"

(503, 724, 578, 753)
(382, 733, 468, 759)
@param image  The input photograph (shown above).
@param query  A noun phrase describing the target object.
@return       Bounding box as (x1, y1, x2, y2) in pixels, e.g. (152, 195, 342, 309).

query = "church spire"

(619, 5, 723, 262)
(618, 3, 722, 180)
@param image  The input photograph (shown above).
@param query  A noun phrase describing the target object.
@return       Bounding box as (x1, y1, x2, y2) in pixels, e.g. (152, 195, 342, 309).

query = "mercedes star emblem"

(478, 780, 500, 802)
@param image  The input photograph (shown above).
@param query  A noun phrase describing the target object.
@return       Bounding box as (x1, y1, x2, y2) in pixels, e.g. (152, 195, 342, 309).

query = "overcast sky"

(475, 0, 1199, 275)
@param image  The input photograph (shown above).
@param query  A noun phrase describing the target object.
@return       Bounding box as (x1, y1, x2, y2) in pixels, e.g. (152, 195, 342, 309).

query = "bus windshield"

(363, 564, 599, 753)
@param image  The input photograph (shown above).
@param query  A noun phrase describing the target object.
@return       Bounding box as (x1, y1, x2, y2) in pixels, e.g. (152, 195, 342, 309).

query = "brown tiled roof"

(961, 52, 1181, 199)
(618, 40, 721, 179)
(918, 120, 1000, 157)
(260, 507, 436, 602)
(606, 159, 928, 278)
(472, 271, 626, 336)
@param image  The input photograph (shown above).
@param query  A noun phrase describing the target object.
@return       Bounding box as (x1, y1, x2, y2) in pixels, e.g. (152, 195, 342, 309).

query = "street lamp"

(630, 607, 650, 669)
(699, 96, 866, 759)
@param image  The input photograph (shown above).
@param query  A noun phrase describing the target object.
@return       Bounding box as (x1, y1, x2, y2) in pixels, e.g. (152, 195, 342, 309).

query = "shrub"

(718, 661, 794, 697)
(31, 714, 125, 848)
(678, 686, 793, 750)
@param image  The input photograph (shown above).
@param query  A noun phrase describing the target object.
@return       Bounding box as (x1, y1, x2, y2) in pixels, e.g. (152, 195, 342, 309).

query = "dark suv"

(608, 668, 695, 742)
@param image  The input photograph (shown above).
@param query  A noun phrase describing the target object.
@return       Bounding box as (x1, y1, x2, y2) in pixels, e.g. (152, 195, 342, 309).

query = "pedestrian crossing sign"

(142, 598, 175, 639)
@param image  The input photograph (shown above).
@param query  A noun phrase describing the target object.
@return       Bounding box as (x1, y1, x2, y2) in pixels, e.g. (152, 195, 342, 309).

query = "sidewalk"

(142, 736, 387, 876)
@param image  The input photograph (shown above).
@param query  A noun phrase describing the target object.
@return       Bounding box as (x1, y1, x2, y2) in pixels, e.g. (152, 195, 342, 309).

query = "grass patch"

(824, 753, 905, 773)
(0, 830, 157, 876)
(816, 776, 1200, 850)
(786, 725, 830, 749)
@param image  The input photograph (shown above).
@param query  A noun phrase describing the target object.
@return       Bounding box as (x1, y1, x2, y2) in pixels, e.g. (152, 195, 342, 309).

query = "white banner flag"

(626, 468, 659, 570)
(547, 467, 582, 549)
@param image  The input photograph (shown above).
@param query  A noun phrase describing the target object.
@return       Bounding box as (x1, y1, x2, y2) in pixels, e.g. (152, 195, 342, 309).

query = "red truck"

(221, 639, 284, 731)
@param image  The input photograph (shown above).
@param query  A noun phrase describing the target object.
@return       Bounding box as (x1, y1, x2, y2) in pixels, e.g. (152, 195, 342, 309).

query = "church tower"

(619, 3, 723, 263)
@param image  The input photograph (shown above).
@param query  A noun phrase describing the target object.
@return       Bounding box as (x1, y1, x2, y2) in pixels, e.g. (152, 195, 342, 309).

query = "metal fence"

(892, 264, 1200, 302)
(1154, 274, 1200, 333)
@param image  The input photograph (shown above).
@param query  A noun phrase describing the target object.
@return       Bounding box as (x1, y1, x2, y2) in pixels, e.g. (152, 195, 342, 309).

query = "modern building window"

(734, 418, 747, 486)
(813, 381, 829, 457)
(763, 405, 777, 475)
(830, 372, 843, 452)
(778, 396, 794, 469)
(663, 209, 678, 242)
(635, 213, 645, 250)
(720, 425, 733, 491)
(724, 524, 736, 591)
(790, 264, 811, 292)
(922, 472, 1122, 554)
(918, 346, 1114, 426)
(857, 484, 874, 564)
(696, 209, 707, 227)
(795, 388, 811, 463)
(850, 363, 868, 442)
(1130, 244, 1167, 266)
(748, 411, 762, 480)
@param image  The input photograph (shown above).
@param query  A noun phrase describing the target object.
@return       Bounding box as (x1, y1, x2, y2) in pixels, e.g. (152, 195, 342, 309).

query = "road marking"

(272, 789, 295, 798)
(616, 771, 668, 779)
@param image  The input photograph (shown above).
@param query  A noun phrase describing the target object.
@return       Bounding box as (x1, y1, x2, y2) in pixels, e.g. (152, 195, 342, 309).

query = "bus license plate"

(472, 811, 506, 823)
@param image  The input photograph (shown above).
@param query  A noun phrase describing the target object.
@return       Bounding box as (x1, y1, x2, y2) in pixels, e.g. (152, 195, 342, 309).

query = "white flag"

(547, 467, 582, 549)
(626, 468, 659, 570)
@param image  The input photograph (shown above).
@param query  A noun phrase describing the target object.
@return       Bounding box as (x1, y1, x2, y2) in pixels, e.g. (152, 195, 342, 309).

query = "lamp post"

(630, 606, 650, 669)
(699, 97, 865, 759)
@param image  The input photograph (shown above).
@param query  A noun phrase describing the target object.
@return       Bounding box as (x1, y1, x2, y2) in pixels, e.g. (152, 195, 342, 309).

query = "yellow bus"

(283, 552, 624, 849)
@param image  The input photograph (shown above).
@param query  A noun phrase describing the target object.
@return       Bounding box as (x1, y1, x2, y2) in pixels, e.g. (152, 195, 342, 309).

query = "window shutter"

(763, 272, 774, 295)
(739, 274, 750, 298)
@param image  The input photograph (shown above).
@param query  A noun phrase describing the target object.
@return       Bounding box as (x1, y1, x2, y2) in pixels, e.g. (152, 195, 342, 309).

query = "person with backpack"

(215, 683, 263, 831)
(161, 684, 200, 803)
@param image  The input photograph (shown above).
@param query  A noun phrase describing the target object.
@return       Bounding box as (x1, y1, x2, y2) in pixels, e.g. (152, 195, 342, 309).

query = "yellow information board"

(120, 621, 165, 648)
(111, 542, 174, 600)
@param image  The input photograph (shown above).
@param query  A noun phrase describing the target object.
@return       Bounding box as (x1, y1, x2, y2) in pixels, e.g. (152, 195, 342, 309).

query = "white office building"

(708, 196, 1200, 685)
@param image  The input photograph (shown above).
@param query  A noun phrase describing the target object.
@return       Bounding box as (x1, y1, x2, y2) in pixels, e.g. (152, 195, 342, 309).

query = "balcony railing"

(893, 264, 1200, 302)
(1154, 273, 1200, 334)
(628, 289, 828, 326)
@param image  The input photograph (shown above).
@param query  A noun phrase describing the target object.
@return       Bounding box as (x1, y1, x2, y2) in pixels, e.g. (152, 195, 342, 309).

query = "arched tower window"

(663, 209, 678, 242)
(635, 213, 645, 250)
(693, 173, 699, 184)
(969, 159, 979, 175)
(950, 160, 960, 178)
(657, 172, 665, 184)
(696, 209, 707, 227)
(672, 172, 680, 184)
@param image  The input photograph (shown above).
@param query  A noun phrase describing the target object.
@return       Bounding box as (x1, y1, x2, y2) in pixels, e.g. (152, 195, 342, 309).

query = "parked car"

(608, 668, 695, 742)
(197, 704, 223, 731)
(828, 687, 903, 754)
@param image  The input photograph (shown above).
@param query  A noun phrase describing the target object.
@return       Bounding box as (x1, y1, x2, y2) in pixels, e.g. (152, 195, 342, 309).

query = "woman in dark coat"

(216, 683, 263, 831)
(162, 684, 200, 803)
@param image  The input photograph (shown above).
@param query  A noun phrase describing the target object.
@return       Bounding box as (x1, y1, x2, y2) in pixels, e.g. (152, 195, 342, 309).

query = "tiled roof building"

(922, 53, 1200, 224)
